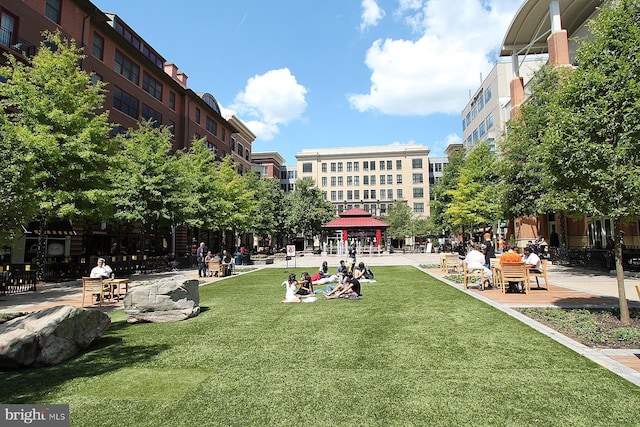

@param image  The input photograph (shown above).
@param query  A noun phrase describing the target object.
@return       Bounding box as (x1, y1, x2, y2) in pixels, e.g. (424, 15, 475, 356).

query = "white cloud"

(229, 68, 307, 140)
(349, 0, 519, 116)
(360, 0, 385, 32)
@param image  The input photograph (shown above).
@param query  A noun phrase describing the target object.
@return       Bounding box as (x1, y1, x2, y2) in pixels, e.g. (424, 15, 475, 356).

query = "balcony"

(0, 26, 37, 60)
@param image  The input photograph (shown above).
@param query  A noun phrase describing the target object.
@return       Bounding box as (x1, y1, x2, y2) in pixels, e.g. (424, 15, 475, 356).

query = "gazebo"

(322, 208, 390, 250)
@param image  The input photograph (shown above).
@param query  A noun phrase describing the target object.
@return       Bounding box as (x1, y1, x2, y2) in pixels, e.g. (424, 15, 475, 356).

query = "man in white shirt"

(522, 246, 542, 273)
(464, 244, 493, 289)
(90, 257, 113, 279)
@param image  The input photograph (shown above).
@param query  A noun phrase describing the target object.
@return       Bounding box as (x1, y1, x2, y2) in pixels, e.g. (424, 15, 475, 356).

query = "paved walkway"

(1, 252, 639, 386)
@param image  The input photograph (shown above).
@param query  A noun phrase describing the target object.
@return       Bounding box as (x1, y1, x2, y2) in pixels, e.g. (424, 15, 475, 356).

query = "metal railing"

(0, 26, 37, 58)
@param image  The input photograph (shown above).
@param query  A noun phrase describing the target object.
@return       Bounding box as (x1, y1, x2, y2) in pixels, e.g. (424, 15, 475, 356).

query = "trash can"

(234, 252, 242, 266)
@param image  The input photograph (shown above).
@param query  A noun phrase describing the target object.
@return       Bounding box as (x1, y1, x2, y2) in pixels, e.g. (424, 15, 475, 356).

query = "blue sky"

(91, 0, 522, 165)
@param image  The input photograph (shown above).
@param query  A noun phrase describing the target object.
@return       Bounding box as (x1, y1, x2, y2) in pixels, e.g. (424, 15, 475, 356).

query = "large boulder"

(0, 305, 111, 369)
(124, 278, 200, 323)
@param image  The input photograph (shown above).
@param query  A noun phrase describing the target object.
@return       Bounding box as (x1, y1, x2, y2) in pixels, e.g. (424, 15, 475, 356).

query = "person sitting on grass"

(354, 262, 376, 283)
(281, 273, 300, 303)
(325, 271, 361, 300)
(295, 272, 314, 296)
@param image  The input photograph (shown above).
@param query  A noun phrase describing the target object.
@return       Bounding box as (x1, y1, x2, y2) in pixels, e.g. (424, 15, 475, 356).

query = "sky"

(90, 0, 523, 165)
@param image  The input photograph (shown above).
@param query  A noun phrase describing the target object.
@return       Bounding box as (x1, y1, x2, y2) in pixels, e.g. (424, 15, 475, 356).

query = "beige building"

(295, 144, 431, 218)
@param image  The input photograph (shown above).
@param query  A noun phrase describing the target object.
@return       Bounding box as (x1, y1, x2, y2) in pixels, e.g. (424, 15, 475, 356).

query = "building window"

(380, 161, 385, 170)
(414, 203, 425, 213)
(347, 190, 353, 200)
(322, 163, 327, 173)
(354, 161, 359, 172)
(338, 190, 343, 200)
(396, 174, 402, 184)
(413, 173, 423, 183)
(412, 158, 423, 169)
(354, 190, 360, 200)
(485, 86, 492, 103)
(387, 160, 392, 170)
(371, 189, 376, 199)
(230, 137, 236, 152)
(370, 175, 376, 185)
(113, 86, 138, 118)
(195, 107, 200, 124)
(479, 121, 486, 137)
(45, 0, 61, 24)
(331, 177, 336, 186)
(387, 174, 392, 184)
(363, 176, 369, 185)
(337, 176, 343, 186)
(237, 143, 243, 156)
(331, 162, 336, 172)
(141, 104, 162, 127)
(92, 33, 104, 61)
(354, 176, 360, 186)
(413, 187, 424, 198)
(142, 72, 163, 101)
(486, 112, 494, 130)
(302, 163, 312, 173)
(435, 163, 443, 172)
(396, 189, 402, 199)
(245, 149, 249, 160)
(167, 120, 175, 137)
(206, 117, 217, 135)
(380, 175, 386, 185)
(90, 73, 102, 85)
(473, 128, 479, 142)
(347, 176, 353, 186)
(347, 162, 352, 172)
(370, 161, 376, 171)
(114, 50, 139, 84)
(331, 191, 336, 201)
(363, 161, 369, 171)
(396, 160, 402, 170)
(169, 91, 176, 110)
(364, 190, 369, 199)
(337, 162, 343, 172)
(321, 177, 327, 187)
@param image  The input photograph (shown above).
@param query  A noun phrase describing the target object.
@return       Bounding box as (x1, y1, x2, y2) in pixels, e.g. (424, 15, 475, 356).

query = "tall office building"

(296, 144, 431, 218)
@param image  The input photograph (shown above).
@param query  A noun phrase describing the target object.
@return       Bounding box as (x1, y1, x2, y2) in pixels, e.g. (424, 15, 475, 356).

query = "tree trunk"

(36, 217, 47, 282)
(613, 220, 630, 324)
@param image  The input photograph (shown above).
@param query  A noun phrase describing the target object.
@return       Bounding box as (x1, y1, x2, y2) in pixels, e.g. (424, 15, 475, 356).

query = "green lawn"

(2, 266, 639, 426)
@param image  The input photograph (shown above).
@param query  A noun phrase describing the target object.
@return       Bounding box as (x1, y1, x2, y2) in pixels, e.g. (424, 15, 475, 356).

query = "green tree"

(245, 172, 287, 245)
(0, 31, 114, 279)
(111, 121, 183, 252)
(430, 149, 465, 235)
(211, 156, 255, 234)
(500, 65, 570, 220)
(445, 142, 501, 241)
(386, 201, 413, 242)
(541, 0, 640, 323)
(285, 178, 334, 245)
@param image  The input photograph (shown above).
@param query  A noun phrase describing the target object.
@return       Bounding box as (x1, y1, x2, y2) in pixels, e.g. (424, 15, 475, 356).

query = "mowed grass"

(1, 266, 639, 426)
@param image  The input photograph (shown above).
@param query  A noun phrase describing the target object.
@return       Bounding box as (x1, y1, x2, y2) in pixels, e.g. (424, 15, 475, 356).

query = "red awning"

(323, 216, 389, 229)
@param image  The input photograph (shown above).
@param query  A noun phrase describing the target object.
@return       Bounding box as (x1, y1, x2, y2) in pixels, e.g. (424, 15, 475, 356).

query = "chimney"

(164, 62, 178, 80)
(177, 71, 188, 89)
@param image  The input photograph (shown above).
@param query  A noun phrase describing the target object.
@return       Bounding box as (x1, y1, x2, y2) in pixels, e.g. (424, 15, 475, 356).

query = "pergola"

(322, 208, 389, 248)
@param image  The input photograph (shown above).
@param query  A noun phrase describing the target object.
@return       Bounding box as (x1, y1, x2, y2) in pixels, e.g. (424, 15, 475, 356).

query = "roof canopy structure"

(322, 208, 390, 230)
(500, 0, 602, 57)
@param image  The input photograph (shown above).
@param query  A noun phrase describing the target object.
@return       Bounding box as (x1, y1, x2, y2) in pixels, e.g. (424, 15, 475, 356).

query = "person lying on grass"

(282, 273, 301, 303)
(325, 271, 361, 300)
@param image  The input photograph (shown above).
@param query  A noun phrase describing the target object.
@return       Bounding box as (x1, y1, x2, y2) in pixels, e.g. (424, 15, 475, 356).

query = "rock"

(124, 278, 200, 323)
(0, 305, 111, 369)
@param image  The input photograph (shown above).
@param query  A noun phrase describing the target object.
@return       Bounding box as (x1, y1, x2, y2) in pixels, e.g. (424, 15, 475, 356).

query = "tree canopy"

(285, 178, 334, 241)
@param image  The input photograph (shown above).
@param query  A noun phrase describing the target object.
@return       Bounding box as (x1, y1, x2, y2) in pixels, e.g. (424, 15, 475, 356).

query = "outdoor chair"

(636, 284, 640, 300)
(462, 260, 484, 290)
(527, 259, 550, 291)
(490, 258, 503, 290)
(439, 253, 447, 271)
(445, 254, 460, 273)
(82, 277, 106, 307)
(207, 261, 222, 277)
(500, 262, 530, 294)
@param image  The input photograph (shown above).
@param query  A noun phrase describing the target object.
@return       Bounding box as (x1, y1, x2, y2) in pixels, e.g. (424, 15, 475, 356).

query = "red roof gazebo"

(322, 208, 389, 247)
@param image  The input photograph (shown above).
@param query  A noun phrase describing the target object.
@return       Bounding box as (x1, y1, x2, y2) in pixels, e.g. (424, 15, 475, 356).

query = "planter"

(251, 257, 274, 265)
